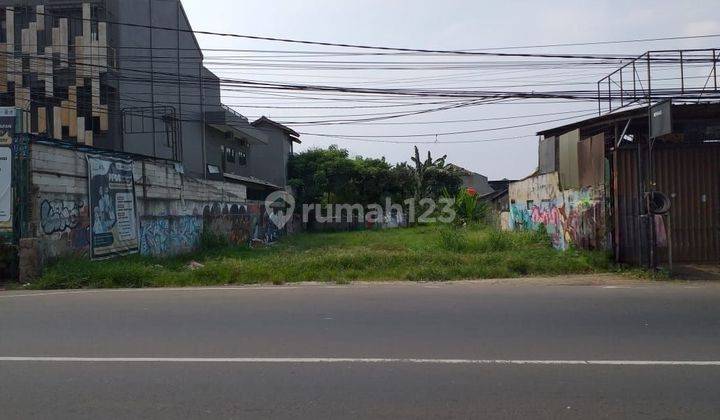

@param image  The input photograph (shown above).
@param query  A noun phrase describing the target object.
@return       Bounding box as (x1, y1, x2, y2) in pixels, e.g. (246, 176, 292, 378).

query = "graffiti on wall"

(509, 188, 604, 250)
(140, 216, 202, 257)
(139, 201, 285, 257)
(250, 203, 284, 244)
(38, 198, 91, 256)
(40, 200, 84, 234)
(203, 202, 283, 246)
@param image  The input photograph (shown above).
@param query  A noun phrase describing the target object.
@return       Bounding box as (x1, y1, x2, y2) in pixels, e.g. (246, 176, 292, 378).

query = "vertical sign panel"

(0, 147, 10, 223)
(87, 155, 138, 259)
(650, 101, 672, 139)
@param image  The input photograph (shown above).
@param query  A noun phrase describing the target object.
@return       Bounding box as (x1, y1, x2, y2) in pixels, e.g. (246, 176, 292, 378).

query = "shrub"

(445, 188, 488, 225)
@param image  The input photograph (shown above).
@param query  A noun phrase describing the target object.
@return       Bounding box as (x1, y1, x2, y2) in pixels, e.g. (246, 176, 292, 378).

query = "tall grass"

(34, 225, 612, 289)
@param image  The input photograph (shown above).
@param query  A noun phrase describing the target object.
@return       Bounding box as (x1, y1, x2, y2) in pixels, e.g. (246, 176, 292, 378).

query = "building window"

(238, 150, 247, 166)
(225, 146, 236, 163)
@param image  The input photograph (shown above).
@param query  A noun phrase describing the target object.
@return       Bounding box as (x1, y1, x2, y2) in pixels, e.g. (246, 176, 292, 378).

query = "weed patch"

(36, 225, 613, 289)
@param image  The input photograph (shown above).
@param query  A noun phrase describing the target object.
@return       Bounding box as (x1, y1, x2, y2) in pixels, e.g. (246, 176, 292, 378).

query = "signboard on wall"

(0, 147, 11, 223)
(650, 100, 672, 139)
(0, 108, 15, 146)
(87, 155, 138, 259)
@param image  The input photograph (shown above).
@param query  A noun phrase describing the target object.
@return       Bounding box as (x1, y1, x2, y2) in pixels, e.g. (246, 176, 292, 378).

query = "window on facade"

(238, 150, 247, 166)
(225, 147, 236, 163)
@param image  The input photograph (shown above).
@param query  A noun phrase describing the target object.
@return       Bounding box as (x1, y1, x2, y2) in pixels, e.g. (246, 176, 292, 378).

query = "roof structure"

(251, 117, 301, 143)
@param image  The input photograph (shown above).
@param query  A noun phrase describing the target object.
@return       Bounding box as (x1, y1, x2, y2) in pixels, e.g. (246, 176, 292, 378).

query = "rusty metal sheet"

(558, 129, 579, 190)
(538, 136, 557, 175)
(578, 133, 605, 188)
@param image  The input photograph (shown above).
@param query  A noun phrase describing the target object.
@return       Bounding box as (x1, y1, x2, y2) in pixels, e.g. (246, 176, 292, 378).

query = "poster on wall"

(0, 147, 11, 224)
(87, 155, 138, 259)
(0, 107, 16, 146)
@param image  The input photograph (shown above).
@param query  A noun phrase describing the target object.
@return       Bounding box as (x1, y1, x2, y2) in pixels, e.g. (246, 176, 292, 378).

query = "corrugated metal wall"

(616, 147, 643, 264)
(616, 143, 720, 263)
(654, 145, 720, 262)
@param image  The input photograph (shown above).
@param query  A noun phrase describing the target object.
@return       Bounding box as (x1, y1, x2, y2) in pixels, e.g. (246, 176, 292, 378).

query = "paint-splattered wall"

(506, 132, 608, 251)
(507, 172, 606, 251)
(20, 141, 287, 281)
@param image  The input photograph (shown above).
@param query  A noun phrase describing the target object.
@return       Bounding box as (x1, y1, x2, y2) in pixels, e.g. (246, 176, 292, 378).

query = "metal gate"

(616, 143, 720, 263)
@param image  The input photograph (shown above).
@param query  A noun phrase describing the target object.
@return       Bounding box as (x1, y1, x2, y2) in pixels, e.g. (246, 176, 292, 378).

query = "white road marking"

(0, 357, 719, 366)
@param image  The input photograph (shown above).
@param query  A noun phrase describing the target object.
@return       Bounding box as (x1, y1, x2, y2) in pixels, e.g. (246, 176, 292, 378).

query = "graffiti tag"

(40, 200, 84, 235)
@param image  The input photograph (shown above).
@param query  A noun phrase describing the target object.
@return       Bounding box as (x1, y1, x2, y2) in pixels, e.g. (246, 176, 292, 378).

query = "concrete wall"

(20, 141, 286, 280)
(506, 172, 605, 251)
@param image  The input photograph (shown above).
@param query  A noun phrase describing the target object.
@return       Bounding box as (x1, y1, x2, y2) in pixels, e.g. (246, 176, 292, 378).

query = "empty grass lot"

(34, 225, 612, 289)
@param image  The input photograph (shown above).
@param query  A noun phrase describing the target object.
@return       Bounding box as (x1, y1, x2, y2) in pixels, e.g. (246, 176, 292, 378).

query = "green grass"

(34, 225, 613, 289)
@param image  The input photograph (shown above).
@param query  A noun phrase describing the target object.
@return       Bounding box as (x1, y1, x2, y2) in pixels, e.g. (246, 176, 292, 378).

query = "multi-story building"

(248, 116, 301, 189)
(0, 0, 282, 190)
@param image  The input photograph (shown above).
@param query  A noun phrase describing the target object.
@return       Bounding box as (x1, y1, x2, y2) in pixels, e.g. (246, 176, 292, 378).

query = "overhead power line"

(470, 36, 720, 51)
(287, 109, 596, 126)
(301, 134, 538, 145)
(298, 112, 597, 139)
(32, 10, 713, 61)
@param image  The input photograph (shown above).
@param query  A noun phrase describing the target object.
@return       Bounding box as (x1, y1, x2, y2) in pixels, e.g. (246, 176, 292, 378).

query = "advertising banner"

(87, 155, 138, 258)
(0, 107, 15, 146)
(0, 147, 10, 223)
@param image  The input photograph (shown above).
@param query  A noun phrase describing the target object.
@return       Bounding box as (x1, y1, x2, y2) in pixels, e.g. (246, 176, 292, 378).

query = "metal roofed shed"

(513, 48, 720, 268)
(530, 101, 720, 267)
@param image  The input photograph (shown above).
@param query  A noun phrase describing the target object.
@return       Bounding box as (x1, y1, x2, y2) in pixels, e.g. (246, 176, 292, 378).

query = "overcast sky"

(181, 0, 719, 180)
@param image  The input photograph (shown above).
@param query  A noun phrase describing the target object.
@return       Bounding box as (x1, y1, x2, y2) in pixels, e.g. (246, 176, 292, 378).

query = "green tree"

(409, 146, 462, 202)
(288, 145, 462, 219)
(289, 146, 397, 210)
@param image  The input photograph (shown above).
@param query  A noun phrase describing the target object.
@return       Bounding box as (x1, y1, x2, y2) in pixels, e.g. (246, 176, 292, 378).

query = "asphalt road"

(2, 278, 720, 419)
